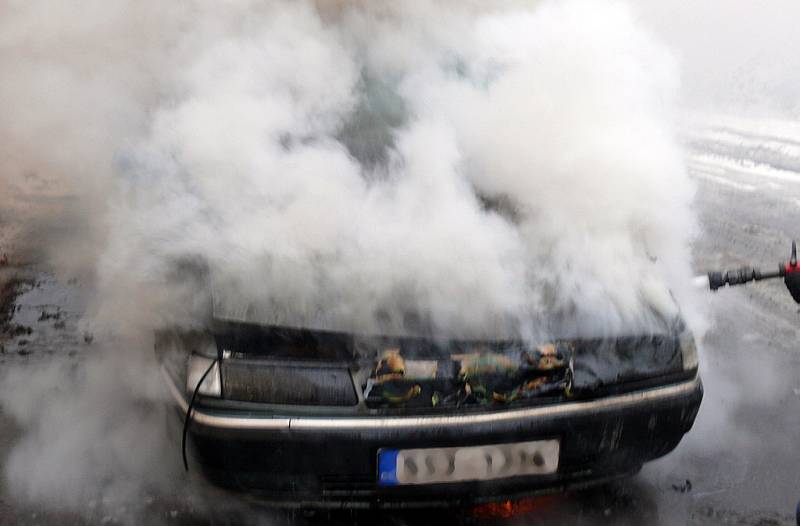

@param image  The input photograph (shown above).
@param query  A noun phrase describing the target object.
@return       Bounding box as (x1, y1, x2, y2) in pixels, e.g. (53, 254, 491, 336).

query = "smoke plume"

(100, 0, 695, 339)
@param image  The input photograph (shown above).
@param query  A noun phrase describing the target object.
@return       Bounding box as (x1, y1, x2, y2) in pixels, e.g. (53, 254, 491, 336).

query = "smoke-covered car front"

(155, 318, 701, 508)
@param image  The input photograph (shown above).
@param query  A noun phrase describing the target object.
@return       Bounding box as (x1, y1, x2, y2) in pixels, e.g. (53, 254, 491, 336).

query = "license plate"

(377, 439, 559, 486)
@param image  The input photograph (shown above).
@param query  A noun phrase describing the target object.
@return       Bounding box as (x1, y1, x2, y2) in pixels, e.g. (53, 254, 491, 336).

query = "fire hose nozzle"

(707, 265, 786, 291)
(707, 271, 726, 291)
(704, 240, 798, 291)
(704, 240, 800, 304)
(708, 267, 760, 291)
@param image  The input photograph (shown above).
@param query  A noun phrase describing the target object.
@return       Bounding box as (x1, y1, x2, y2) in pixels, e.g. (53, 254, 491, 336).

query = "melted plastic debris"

(364, 343, 573, 409)
(457, 352, 517, 378)
(374, 348, 405, 382)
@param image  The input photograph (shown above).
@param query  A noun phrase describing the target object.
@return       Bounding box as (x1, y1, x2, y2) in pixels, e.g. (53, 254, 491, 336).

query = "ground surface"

(0, 117, 799, 525)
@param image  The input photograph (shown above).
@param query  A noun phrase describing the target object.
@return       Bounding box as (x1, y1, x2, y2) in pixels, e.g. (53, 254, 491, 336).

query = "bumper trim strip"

(161, 365, 701, 432)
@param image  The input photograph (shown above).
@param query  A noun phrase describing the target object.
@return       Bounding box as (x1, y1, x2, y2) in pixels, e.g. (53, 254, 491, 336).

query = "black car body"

(156, 314, 702, 508)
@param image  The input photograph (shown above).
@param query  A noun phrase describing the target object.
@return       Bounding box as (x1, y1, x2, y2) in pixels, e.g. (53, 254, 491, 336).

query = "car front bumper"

(162, 368, 703, 508)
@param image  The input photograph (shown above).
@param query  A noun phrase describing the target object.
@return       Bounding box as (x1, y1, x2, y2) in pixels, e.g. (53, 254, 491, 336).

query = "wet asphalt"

(1, 124, 799, 525)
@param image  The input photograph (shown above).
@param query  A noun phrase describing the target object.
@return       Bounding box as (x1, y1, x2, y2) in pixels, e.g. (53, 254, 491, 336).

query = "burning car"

(156, 304, 702, 508)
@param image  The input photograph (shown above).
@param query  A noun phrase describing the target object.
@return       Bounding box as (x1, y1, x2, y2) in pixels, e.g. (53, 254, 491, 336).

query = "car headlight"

(186, 354, 221, 397)
(679, 331, 699, 372)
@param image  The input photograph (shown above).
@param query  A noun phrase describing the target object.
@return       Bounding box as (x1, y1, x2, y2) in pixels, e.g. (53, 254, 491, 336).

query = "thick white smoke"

(99, 0, 695, 339)
(0, 0, 698, 516)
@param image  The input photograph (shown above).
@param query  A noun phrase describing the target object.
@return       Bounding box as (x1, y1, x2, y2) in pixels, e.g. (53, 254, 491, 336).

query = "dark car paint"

(168, 374, 702, 507)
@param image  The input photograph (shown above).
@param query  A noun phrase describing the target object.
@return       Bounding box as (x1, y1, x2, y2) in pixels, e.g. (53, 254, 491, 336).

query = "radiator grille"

(222, 362, 358, 406)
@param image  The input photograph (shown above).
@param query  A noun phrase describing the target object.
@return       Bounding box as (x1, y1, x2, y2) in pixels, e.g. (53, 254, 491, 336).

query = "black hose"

(181, 358, 218, 472)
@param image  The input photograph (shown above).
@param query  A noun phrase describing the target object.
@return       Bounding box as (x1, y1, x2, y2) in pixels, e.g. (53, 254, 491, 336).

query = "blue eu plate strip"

(377, 449, 399, 486)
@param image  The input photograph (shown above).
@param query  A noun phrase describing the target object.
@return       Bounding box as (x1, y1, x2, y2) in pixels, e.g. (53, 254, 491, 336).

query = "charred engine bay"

(157, 320, 690, 412)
